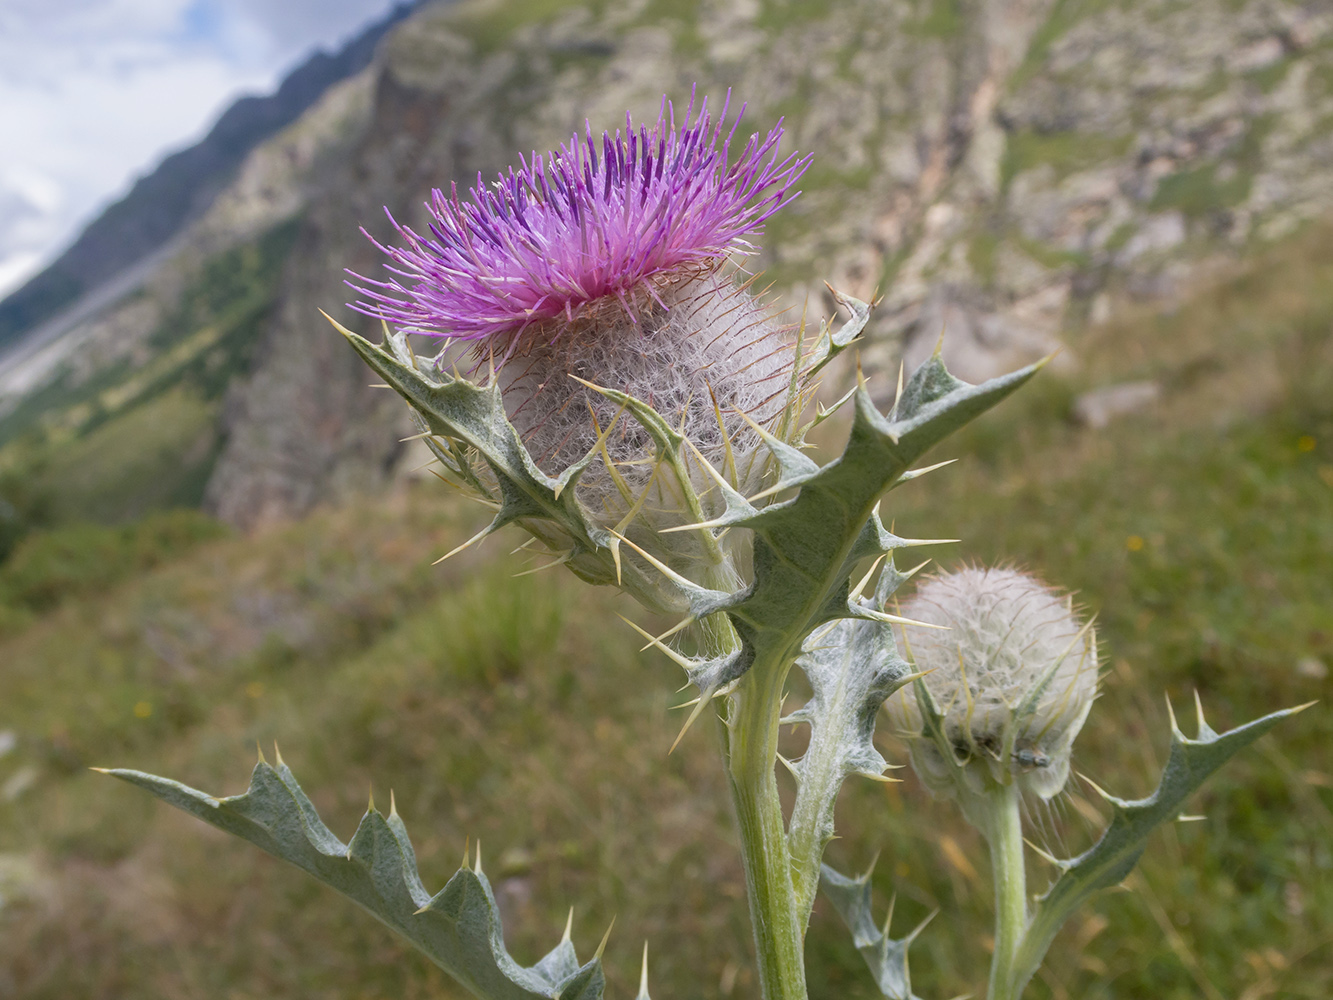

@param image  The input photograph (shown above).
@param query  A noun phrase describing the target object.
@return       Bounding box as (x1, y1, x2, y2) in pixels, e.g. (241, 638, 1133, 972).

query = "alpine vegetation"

(107, 95, 1305, 1000)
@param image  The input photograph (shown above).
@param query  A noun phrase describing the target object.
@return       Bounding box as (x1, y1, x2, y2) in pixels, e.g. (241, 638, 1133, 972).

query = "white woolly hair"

(887, 567, 1098, 798)
(493, 267, 795, 521)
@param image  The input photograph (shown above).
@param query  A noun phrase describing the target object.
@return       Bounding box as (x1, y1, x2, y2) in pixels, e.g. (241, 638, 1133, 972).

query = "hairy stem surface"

(699, 605, 806, 1000)
(978, 785, 1028, 1000)
(724, 659, 807, 1000)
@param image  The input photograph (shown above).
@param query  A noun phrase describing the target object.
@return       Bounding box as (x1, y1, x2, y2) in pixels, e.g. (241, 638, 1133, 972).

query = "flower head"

(348, 93, 810, 348)
(887, 567, 1099, 800)
(349, 95, 811, 542)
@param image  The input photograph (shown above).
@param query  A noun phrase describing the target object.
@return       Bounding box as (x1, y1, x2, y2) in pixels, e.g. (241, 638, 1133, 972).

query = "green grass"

(1150, 164, 1251, 218)
(1009, 0, 1118, 91)
(1, 221, 1331, 999)
(443, 0, 596, 56)
(909, 0, 965, 38)
(0, 220, 299, 556)
(1001, 129, 1133, 190)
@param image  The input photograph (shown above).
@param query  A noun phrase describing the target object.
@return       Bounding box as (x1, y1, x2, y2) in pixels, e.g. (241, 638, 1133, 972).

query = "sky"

(0, 0, 402, 298)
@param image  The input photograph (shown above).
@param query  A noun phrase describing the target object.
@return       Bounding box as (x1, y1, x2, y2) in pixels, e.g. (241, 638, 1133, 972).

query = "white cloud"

(0, 0, 397, 298)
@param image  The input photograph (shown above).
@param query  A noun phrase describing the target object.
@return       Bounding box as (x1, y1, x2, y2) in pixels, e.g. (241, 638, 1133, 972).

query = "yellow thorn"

(562, 907, 574, 944)
(433, 524, 492, 565)
(1023, 837, 1063, 867)
(389, 789, 398, 818)
(777, 753, 799, 778)
(908, 908, 938, 942)
(594, 916, 616, 961)
(849, 555, 886, 603)
(1192, 689, 1206, 732)
(1164, 693, 1180, 734)
(860, 770, 901, 784)
(618, 615, 697, 672)
(558, 398, 628, 501)
(902, 559, 932, 581)
(636, 616, 694, 652)
(900, 458, 958, 481)
(606, 529, 697, 591)
(256, 741, 268, 765)
(639, 941, 650, 998)
(474, 841, 483, 877)
(462, 836, 471, 871)
(273, 742, 286, 767)
(367, 785, 376, 813)
(318, 308, 357, 337)
(1076, 770, 1115, 803)
(899, 537, 961, 548)
(512, 550, 573, 577)
(670, 686, 718, 755)
(858, 606, 951, 630)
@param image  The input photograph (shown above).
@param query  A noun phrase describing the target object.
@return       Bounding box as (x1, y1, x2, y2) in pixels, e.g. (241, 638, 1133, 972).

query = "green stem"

(977, 785, 1027, 1000)
(723, 657, 808, 1000)
(697, 605, 806, 1000)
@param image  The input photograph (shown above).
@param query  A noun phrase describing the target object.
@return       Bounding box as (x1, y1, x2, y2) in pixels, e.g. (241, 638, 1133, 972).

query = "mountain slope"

(205, 0, 1333, 526)
(0, 2, 417, 356)
(2, 0, 1332, 536)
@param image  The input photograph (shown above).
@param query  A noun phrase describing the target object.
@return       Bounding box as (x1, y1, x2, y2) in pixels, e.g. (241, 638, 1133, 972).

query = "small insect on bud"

(887, 567, 1099, 800)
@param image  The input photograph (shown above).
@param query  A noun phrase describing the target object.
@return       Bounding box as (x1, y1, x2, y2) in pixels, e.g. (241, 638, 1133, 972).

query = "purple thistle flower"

(347, 92, 811, 346)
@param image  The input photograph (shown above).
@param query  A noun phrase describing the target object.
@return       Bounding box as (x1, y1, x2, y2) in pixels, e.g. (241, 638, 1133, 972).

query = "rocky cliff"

(6, 0, 1333, 532)
(206, 0, 1333, 527)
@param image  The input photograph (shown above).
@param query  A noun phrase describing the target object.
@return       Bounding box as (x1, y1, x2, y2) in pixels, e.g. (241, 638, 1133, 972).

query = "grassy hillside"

(0, 220, 301, 556)
(0, 220, 1329, 999)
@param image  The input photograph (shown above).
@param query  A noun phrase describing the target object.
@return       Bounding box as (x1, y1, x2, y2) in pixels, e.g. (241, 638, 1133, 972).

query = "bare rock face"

(179, 0, 1333, 526)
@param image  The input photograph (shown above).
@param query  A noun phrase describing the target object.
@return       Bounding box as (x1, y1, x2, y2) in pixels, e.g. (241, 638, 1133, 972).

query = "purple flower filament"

(348, 93, 811, 346)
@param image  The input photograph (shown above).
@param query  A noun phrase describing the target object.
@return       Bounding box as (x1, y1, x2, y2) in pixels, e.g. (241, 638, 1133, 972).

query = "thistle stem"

(724, 658, 808, 1000)
(697, 606, 806, 1000)
(976, 784, 1028, 1000)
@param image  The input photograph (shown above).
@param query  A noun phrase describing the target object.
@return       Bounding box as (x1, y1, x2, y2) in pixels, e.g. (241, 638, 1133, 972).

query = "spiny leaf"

(785, 558, 917, 920)
(104, 761, 638, 1000)
(820, 864, 932, 1000)
(1007, 701, 1308, 998)
(715, 358, 1042, 696)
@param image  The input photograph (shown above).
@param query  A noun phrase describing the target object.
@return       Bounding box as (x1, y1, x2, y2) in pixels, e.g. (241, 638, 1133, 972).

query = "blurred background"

(0, 1, 1329, 997)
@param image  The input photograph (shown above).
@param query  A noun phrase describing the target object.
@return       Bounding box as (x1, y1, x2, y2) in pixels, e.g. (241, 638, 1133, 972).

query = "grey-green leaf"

(105, 760, 626, 1000)
(1008, 701, 1307, 998)
(785, 560, 918, 921)
(717, 357, 1042, 695)
(819, 863, 931, 1000)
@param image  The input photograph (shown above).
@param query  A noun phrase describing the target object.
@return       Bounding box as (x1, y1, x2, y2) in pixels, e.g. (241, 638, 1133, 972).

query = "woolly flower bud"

(348, 93, 810, 540)
(887, 567, 1098, 800)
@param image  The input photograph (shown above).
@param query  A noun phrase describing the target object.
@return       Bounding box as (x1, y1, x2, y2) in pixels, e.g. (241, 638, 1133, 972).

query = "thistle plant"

(105, 95, 1304, 1000)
